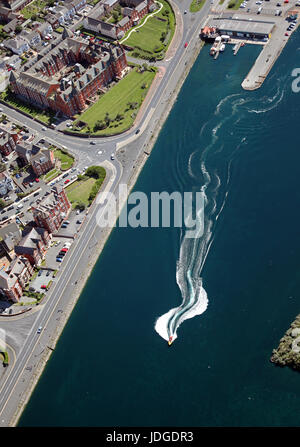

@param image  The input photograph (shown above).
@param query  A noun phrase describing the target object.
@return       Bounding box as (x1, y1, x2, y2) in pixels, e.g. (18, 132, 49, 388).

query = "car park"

(76, 220, 82, 224)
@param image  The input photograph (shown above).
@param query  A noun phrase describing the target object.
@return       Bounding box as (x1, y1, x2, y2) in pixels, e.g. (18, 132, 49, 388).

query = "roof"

(0, 222, 21, 243)
(136, 1, 147, 12)
(118, 16, 130, 27)
(16, 227, 41, 250)
(209, 17, 275, 35)
(4, 36, 28, 50)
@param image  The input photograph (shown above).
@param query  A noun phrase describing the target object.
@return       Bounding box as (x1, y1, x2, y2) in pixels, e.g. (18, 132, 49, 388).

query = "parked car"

(61, 248, 68, 252)
(38, 270, 42, 276)
(61, 223, 68, 228)
(29, 286, 35, 292)
(56, 257, 63, 262)
(64, 179, 70, 184)
(46, 270, 50, 276)
(35, 178, 40, 182)
(90, 141, 96, 145)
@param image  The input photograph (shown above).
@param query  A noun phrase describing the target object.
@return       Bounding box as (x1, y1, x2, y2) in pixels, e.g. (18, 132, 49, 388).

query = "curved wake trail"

(155, 80, 286, 344)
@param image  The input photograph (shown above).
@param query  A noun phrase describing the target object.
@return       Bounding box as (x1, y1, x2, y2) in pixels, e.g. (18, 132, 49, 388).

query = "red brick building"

(0, 122, 19, 156)
(14, 227, 50, 266)
(0, 256, 33, 303)
(10, 29, 128, 117)
(32, 185, 71, 234)
(31, 148, 55, 177)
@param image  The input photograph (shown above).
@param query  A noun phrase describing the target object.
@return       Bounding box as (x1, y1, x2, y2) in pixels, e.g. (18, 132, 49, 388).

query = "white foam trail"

(154, 87, 266, 345)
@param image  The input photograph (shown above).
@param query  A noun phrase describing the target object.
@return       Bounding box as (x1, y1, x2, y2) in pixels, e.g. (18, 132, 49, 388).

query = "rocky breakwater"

(271, 314, 300, 370)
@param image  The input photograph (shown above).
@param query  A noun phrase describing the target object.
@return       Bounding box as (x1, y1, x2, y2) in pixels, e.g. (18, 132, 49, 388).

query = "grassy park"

(190, 0, 206, 12)
(0, 90, 54, 125)
(53, 149, 74, 171)
(66, 166, 106, 208)
(66, 178, 97, 207)
(124, 0, 175, 60)
(73, 67, 156, 135)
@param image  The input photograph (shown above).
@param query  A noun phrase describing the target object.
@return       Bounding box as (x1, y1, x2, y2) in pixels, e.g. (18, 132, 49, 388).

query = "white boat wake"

(154, 82, 286, 344)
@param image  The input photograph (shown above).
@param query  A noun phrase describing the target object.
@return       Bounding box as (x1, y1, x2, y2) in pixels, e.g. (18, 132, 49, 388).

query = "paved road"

(0, 0, 215, 426)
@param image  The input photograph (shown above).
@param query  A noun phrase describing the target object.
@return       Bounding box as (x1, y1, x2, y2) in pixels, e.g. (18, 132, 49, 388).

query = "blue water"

(19, 36, 300, 426)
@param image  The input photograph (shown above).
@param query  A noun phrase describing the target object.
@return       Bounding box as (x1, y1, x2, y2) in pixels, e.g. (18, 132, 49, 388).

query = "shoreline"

(9, 31, 205, 428)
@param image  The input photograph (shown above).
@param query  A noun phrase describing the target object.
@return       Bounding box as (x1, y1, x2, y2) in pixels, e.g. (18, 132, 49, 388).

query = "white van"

(257, 6, 262, 13)
(17, 203, 24, 209)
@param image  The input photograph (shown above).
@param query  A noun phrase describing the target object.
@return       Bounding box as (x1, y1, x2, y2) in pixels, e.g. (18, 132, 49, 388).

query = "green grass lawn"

(76, 67, 156, 135)
(42, 168, 60, 182)
(190, 0, 206, 12)
(0, 90, 54, 124)
(227, 0, 244, 8)
(21, 0, 47, 19)
(54, 149, 74, 171)
(124, 0, 175, 59)
(66, 178, 96, 207)
(125, 16, 166, 53)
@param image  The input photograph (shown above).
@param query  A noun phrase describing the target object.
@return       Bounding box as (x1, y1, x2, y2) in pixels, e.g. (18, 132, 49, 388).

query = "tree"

(112, 10, 119, 23)
(104, 112, 111, 126)
(115, 113, 124, 121)
(94, 120, 107, 131)
(75, 201, 85, 211)
(142, 63, 149, 72)
(0, 199, 6, 209)
(15, 25, 22, 34)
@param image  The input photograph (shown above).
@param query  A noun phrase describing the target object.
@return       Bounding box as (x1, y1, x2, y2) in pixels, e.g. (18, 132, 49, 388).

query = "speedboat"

(168, 336, 173, 346)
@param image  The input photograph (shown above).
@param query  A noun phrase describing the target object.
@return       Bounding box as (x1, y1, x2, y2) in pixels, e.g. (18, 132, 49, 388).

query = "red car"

(284, 0, 289, 3)
(35, 178, 40, 182)
(64, 179, 70, 184)
(285, 32, 289, 36)
(60, 248, 68, 253)
(41, 285, 47, 289)
(184, 42, 188, 48)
